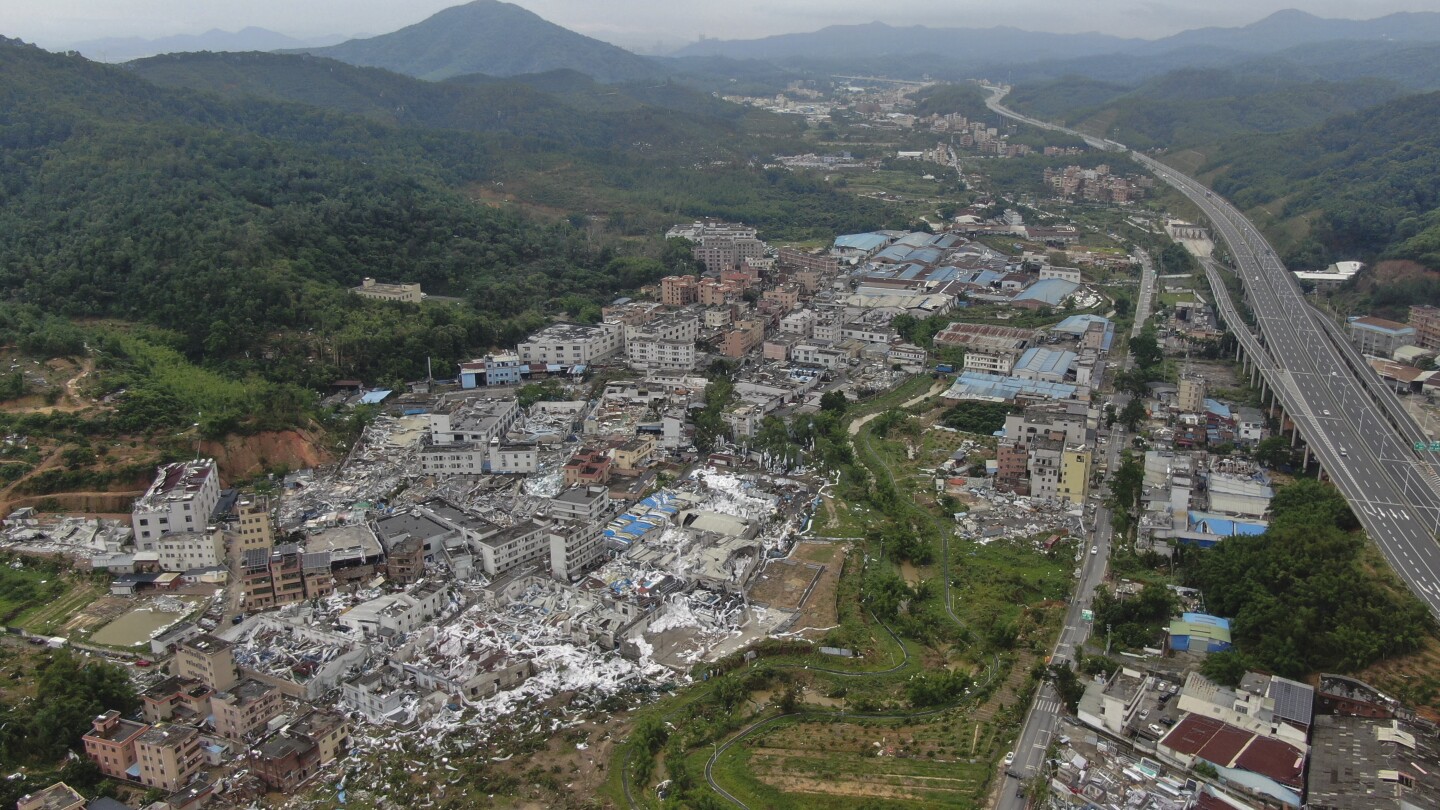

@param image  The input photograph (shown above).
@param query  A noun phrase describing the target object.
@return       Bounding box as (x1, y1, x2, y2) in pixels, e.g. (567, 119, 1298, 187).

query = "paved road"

(1131, 249, 1156, 340)
(984, 86, 1440, 619)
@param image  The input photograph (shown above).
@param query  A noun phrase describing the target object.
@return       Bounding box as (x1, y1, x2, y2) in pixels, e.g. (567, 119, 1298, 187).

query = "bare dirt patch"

(201, 429, 334, 482)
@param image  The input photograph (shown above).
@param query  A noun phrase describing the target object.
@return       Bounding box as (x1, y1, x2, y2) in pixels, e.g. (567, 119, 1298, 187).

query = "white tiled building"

(131, 459, 221, 544)
(517, 322, 622, 366)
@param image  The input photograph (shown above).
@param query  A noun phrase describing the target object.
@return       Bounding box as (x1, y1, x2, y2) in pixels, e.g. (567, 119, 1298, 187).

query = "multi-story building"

(351, 277, 422, 303)
(763, 284, 801, 311)
(1058, 446, 1092, 505)
(839, 322, 895, 344)
(1411, 304, 1440, 351)
(516, 322, 622, 366)
(698, 277, 744, 306)
(212, 679, 283, 741)
(490, 443, 539, 474)
(721, 318, 766, 358)
(16, 783, 85, 810)
(779, 309, 816, 337)
(148, 529, 225, 572)
(996, 441, 1030, 495)
(473, 520, 551, 578)
(251, 710, 350, 792)
(1177, 374, 1207, 414)
(562, 448, 611, 487)
(550, 520, 606, 581)
(934, 323, 1037, 376)
(549, 486, 610, 523)
(234, 494, 274, 556)
(83, 710, 147, 782)
(176, 635, 238, 692)
(134, 724, 204, 792)
(693, 233, 766, 274)
(812, 311, 842, 342)
(777, 247, 839, 288)
(612, 435, 656, 471)
(625, 312, 699, 371)
(1347, 315, 1416, 357)
(458, 353, 528, 388)
(660, 275, 699, 307)
(790, 341, 846, 369)
(888, 343, 928, 367)
(131, 459, 221, 545)
(241, 544, 307, 612)
(141, 676, 213, 724)
(428, 397, 520, 446)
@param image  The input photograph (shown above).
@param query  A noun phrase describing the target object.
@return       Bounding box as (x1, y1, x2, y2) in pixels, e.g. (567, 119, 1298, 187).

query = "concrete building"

(141, 676, 214, 724)
(888, 342, 928, 367)
(517, 322, 622, 366)
(341, 669, 408, 724)
(1348, 316, 1417, 357)
(148, 529, 225, 572)
(131, 458, 221, 545)
(212, 678, 283, 741)
(934, 323, 1037, 375)
(550, 486, 610, 523)
(16, 783, 85, 810)
(1411, 304, 1440, 351)
(458, 353, 527, 388)
(134, 724, 204, 793)
(234, 494, 274, 556)
(1178, 374, 1207, 414)
(550, 520, 606, 581)
(428, 396, 520, 447)
(251, 710, 350, 792)
(660, 275, 698, 307)
(241, 544, 308, 612)
(351, 277, 422, 303)
(563, 447, 612, 487)
(83, 710, 148, 782)
(1308, 714, 1440, 810)
(176, 634, 239, 692)
(339, 580, 451, 638)
(625, 313, 698, 371)
(779, 309, 816, 337)
(720, 319, 766, 358)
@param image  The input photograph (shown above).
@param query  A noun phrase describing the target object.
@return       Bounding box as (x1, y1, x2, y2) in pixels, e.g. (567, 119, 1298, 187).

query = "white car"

(1091, 545, 1099, 555)
(1003, 751, 1015, 766)
(1148, 723, 1165, 736)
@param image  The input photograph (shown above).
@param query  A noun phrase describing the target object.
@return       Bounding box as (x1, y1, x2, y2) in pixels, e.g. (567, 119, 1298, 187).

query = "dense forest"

(1182, 479, 1435, 679)
(1006, 68, 1402, 151)
(1194, 89, 1440, 273)
(0, 40, 891, 422)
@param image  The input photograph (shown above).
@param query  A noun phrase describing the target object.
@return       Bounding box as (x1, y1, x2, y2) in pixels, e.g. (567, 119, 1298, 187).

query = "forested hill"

(1005, 68, 1403, 150)
(126, 52, 758, 155)
(1193, 89, 1440, 287)
(0, 40, 888, 389)
(292, 0, 661, 82)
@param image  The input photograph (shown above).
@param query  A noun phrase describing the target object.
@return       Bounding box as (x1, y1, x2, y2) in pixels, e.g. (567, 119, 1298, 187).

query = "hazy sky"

(5, 0, 1438, 51)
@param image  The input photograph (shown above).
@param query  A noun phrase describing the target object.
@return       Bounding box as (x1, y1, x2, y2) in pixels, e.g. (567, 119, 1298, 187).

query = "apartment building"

(240, 544, 307, 612)
(141, 676, 214, 724)
(550, 520, 606, 581)
(612, 435, 656, 471)
(625, 312, 699, 371)
(812, 311, 841, 342)
(888, 343, 928, 367)
(721, 318, 766, 358)
(429, 397, 520, 446)
(252, 710, 350, 792)
(131, 458, 221, 545)
(16, 784, 85, 810)
(212, 679, 283, 741)
(563, 447, 612, 487)
(779, 309, 816, 337)
(839, 322, 895, 344)
(549, 486, 610, 523)
(660, 275, 698, 307)
(83, 710, 147, 781)
(420, 440, 537, 475)
(516, 322, 622, 366)
(351, 277, 422, 303)
(474, 520, 551, 578)
(698, 277, 744, 306)
(134, 724, 204, 792)
(1177, 374, 1207, 414)
(763, 284, 801, 311)
(148, 529, 225, 572)
(1411, 304, 1440, 351)
(790, 341, 845, 369)
(176, 635, 239, 692)
(458, 352, 528, 388)
(234, 494, 274, 556)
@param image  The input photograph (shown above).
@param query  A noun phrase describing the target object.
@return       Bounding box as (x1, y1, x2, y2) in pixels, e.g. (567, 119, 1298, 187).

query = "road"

(1131, 249, 1156, 340)
(983, 86, 1440, 620)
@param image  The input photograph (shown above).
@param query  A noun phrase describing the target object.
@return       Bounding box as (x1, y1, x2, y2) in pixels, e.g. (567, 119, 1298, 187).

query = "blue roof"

(1204, 399, 1232, 419)
(834, 233, 890, 252)
(1188, 511, 1268, 537)
(943, 372, 1077, 403)
(972, 268, 1006, 286)
(906, 247, 944, 265)
(874, 245, 916, 262)
(1014, 347, 1077, 377)
(1052, 314, 1111, 335)
(897, 263, 927, 280)
(1015, 278, 1080, 305)
(1181, 612, 1231, 630)
(930, 233, 964, 249)
(895, 231, 936, 248)
(930, 266, 961, 282)
(358, 389, 392, 405)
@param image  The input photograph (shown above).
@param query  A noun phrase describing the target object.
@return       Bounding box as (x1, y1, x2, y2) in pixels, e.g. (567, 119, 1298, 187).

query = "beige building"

(82, 710, 147, 782)
(612, 435, 656, 471)
(176, 634, 239, 692)
(17, 783, 85, 810)
(234, 494, 274, 555)
(352, 277, 422, 303)
(1177, 374, 1206, 413)
(213, 679, 283, 741)
(135, 724, 204, 793)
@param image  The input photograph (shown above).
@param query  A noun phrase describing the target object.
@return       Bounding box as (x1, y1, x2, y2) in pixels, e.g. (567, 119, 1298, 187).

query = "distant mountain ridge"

(291, 0, 662, 82)
(69, 27, 344, 63)
(674, 9, 1440, 68)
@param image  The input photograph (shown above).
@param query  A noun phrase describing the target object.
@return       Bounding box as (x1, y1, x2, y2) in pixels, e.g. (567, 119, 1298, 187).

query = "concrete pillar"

(1303, 444, 1311, 468)
(1291, 425, 1299, 448)
(1235, 341, 1242, 362)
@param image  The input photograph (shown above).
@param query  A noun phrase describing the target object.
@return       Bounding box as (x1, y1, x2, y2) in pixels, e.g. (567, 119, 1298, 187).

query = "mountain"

(674, 21, 1135, 64)
(1138, 9, 1440, 55)
(1194, 90, 1440, 284)
(1005, 68, 1403, 150)
(293, 0, 661, 82)
(68, 27, 344, 63)
(125, 51, 756, 153)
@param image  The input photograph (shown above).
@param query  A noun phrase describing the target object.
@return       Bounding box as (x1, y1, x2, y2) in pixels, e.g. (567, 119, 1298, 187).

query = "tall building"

(83, 710, 147, 782)
(1411, 304, 1440, 351)
(1177, 375, 1207, 414)
(176, 635, 239, 692)
(234, 494, 274, 555)
(131, 459, 221, 545)
(134, 724, 204, 792)
(660, 275, 698, 307)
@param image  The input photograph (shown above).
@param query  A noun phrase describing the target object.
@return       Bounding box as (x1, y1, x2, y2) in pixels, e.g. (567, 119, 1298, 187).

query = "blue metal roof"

(1204, 399, 1232, 419)
(358, 389, 392, 405)
(874, 245, 915, 262)
(1014, 347, 1077, 377)
(1188, 511, 1267, 537)
(1015, 278, 1080, 305)
(834, 232, 890, 252)
(1052, 314, 1111, 335)
(942, 372, 1077, 403)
